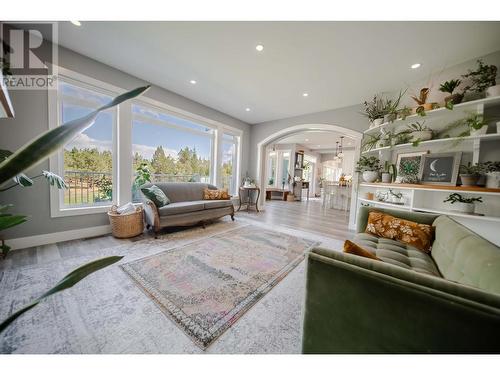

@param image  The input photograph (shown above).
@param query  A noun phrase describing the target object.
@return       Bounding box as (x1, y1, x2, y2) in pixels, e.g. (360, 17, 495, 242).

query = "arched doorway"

(255, 123, 363, 229)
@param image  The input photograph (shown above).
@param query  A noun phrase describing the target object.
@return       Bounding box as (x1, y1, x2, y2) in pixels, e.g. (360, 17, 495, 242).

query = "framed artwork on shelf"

(395, 151, 428, 183)
(419, 152, 462, 186)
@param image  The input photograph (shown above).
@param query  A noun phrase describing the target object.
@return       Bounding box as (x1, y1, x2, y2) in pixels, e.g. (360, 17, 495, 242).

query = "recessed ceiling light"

(317, 145, 321, 147)
(302, 92, 309, 97)
(305, 138, 309, 141)
(411, 63, 421, 69)
(255, 44, 264, 52)
(245, 108, 251, 112)
(189, 80, 197, 85)
(70, 21, 81, 26)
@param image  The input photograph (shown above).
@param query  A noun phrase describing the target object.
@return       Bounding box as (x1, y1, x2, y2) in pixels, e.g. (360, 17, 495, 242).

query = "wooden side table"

(238, 186, 260, 212)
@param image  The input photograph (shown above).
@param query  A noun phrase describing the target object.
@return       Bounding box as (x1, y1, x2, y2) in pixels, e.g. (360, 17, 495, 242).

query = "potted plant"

(355, 156, 381, 183)
(462, 59, 499, 99)
(466, 113, 488, 136)
(381, 161, 396, 183)
(443, 193, 482, 214)
(388, 189, 404, 204)
(382, 90, 405, 123)
(397, 106, 412, 120)
(411, 88, 437, 114)
(439, 79, 464, 108)
(362, 95, 386, 128)
(407, 121, 433, 143)
(459, 163, 482, 186)
(361, 133, 381, 152)
(481, 161, 500, 188)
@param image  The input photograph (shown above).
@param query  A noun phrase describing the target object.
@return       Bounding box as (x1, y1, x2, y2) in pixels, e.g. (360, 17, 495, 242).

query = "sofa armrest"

(143, 198, 160, 232)
(302, 247, 500, 353)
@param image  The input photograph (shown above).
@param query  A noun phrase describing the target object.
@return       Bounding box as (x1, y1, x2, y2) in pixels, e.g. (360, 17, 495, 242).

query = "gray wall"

(0, 46, 251, 239)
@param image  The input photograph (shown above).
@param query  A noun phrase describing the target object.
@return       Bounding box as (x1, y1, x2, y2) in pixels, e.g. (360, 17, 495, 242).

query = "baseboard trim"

(5, 225, 112, 250)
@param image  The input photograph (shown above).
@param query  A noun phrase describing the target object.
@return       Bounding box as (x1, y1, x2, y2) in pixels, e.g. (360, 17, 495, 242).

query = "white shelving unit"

(354, 95, 500, 246)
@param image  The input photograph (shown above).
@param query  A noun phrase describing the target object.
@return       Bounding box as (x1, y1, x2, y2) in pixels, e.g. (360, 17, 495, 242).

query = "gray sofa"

(142, 182, 235, 236)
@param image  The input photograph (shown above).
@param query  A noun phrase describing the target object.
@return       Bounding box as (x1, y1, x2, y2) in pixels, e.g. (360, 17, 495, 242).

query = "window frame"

(220, 131, 241, 195)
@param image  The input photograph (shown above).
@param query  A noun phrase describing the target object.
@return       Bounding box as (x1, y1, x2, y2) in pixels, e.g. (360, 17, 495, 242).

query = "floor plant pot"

(486, 84, 500, 97)
(470, 126, 488, 136)
(409, 130, 433, 142)
(362, 171, 379, 183)
(460, 174, 479, 186)
(450, 202, 475, 214)
(381, 172, 392, 183)
(486, 172, 500, 188)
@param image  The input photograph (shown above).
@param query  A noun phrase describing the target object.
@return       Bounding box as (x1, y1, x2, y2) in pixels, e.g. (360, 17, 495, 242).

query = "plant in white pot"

(407, 121, 433, 144)
(443, 193, 482, 214)
(355, 156, 381, 183)
(459, 163, 482, 186)
(481, 161, 500, 189)
(382, 90, 406, 123)
(462, 59, 499, 99)
(362, 95, 386, 128)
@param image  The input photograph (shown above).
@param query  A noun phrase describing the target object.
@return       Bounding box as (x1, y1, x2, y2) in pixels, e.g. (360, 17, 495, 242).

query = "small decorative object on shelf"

(443, 193, 483, 214)
(395, 151, 427, 184)
(381, 161, 397, 183)
(411, 87, 437, 115)
(459, 163, 482, 186)
(481, 161, 500, 188)
(406, 121, 433, 144)
(462, 59, 499, 99)
(420, 152, 462, 186)
(388, 189, 405, 205)
(439, 79, 464, 108)
(355, 156, 381, 183)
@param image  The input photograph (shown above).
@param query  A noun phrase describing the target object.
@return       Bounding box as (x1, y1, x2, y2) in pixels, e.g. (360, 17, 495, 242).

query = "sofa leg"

(201, 221, 206, 229)
(231, 214, 235, 221)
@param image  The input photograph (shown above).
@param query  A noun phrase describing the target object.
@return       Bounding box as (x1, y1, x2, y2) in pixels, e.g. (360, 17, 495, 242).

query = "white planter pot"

(381, 172, 392, 183)
(451, 202, 475, 214)
(470, 126, 488, 136)
(486, 84, 500, 97)
(370, 118, 384, 128)
(486, 172, 500, 189)
(362, 171, 379, 183)
(409, 130, 433, 142)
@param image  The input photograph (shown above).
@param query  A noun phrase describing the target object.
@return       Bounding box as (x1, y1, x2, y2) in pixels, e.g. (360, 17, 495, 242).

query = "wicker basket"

(107, 205, 144, 238)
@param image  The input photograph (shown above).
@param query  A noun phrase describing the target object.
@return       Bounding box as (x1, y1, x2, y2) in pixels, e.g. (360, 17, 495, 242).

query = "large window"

(221, 133, 239, 195)
(57, 79, 117, 209)
(131, 104, 215, 202)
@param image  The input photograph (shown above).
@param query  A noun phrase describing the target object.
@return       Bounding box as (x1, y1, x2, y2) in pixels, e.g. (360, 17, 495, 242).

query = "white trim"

(5, 225, 112, 251)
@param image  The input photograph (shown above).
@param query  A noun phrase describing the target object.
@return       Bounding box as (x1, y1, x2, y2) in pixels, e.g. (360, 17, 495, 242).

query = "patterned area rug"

(121, 224, 318, 349)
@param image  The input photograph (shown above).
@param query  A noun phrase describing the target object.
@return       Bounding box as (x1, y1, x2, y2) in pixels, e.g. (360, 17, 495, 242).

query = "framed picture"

(396, 151, 428, 180)
(419, 152, 462, 185)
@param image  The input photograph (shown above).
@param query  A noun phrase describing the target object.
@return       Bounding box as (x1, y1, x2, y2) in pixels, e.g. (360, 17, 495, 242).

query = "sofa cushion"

(432, 215, 500, 295)
(343, 240, 381, 261)
(354, 233, 441, 277)
(158, 201, 205, 216)
(203, 188, 230, 200)
(141, 185, 170, 207)
(141, 182, 219, 203)
(203, 200, 233, 210)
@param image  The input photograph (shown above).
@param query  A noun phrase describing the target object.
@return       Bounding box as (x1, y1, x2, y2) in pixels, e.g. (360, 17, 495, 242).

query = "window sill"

(51, 204, 112, 218)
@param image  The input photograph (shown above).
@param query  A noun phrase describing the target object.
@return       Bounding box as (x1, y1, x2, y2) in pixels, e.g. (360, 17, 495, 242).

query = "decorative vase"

(365, 192, 374, 200)
(460, 174, 479, 186)
(362, 171, 379, 183)
(486, 172, 500, 189)
(486, 84, 500, 97)
(383, 113, 396, 123)
(470, 126, 488, 136)
(444, 93, 464, 105)
(451, 202, 475, 214)
(381, 172, 392, 183)
(409, 130, 433, 142)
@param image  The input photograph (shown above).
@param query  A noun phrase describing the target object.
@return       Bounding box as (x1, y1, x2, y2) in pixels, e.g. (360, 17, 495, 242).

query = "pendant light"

(333, 141, 339, 161)
(338, 136, 344, 158)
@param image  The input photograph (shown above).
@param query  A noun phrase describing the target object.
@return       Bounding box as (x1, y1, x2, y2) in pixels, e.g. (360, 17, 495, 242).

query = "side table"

(238, 186, 260, 212)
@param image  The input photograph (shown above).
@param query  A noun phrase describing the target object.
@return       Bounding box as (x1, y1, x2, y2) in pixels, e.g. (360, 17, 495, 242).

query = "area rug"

(120, 224, 318, 349)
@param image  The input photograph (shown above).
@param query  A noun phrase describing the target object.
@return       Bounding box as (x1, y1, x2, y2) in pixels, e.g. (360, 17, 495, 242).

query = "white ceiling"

(54, 21, 500, 124)
(277, 130, 354, 153)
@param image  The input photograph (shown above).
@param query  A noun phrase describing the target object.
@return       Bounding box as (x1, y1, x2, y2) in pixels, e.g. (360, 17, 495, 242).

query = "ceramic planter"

(460, 174, 479, 186)
(381, 172, 392, 183)
(450, 202, 475, 214)
(486, 84, 500, 97)
(409, 130, 433, 142)
(486, 172, 500, 189)
(362, 171, 379, 183)
(470, 126, 488, 136)
(444, 93, 463, 105)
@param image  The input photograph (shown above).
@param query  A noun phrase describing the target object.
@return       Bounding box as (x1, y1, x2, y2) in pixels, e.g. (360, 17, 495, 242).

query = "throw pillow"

(365, 211, 434, 253)
(203, 188, 230, 200)
(343, 240, 381, 261)
(141, 185, 170, 207)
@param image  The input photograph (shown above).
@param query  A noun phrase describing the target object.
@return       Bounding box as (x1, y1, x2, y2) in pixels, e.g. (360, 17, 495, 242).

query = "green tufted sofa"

(302, 206, 500, 353)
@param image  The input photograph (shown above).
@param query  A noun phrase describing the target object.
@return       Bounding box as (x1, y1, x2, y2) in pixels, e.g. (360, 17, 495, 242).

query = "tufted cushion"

(432, 216, 500, 294)
(354, 233, 441, 277)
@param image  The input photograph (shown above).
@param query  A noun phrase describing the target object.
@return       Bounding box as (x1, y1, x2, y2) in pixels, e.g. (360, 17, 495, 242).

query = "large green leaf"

(0, 86, 150, 186)
(13, 173, 33, 187)
(0, 255, 123, 334)
(0, 214, 27, 231)
(42, 170, 68, 189)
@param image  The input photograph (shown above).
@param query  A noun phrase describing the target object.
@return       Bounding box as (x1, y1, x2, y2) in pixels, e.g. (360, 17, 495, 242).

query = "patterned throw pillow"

(203, 188, 230, 200)
(365, 211, 434, 253)
(141, 185, 170, 207)
(343, 240, 381, 261)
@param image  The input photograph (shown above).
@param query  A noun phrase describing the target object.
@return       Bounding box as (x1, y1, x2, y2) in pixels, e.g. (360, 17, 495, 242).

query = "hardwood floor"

(1, 198, 354, 269)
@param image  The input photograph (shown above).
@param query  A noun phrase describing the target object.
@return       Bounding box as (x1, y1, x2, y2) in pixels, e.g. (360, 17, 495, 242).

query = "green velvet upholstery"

(432, 215, 500, 295)
(302, 206, 500, 353)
